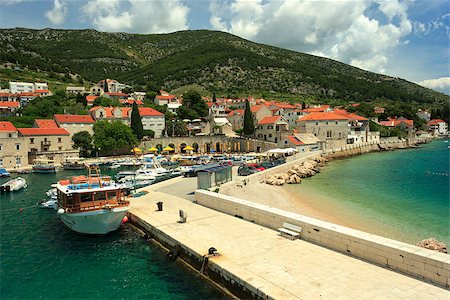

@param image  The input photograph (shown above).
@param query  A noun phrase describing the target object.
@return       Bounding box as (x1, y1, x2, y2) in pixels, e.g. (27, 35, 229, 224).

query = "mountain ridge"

(0, 27, 448, 105)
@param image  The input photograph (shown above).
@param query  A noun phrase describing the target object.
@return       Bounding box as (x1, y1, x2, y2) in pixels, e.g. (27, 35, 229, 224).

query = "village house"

(35, 89, 52, 97)
(53, 114, 95, 137)
(208, 102, 228, 118)
(374, 106, 385, 114)
(296, 111, 349, 148)
(226, 105, 272, 131)
(427, 119, 448, 136)
(89, 86, 104, 96)
(97, 79, 128, 93)
(267, 102, 298, 127)
(0, 121, 28, 169)
(154, 92, 179, 106)
(417, 109, 431, 122)
(209, 117, 233, 136)
(0, 101, 20, 117)
(256, 115, 289, 143)
(86, 95, 99, 106)
(130, 92, 146, 101)
(379, 117, 415, 138)
(138, 107, 165, 137)
(119, 99, 144, 106)
(9, 81, 48, 94)
(104, 92, 129, 100)
(0, 92, 18, 102)
(279, 132, 324, 152)
(17, 92, 39, 106)
(66, 86, 86, 95)
(17, 127, 78, 165)
(34, 119, 59, 129)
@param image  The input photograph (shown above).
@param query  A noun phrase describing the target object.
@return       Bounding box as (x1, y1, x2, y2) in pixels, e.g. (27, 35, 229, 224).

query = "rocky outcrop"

(264, 156, 328, 186)
(416, 238, 448, 254)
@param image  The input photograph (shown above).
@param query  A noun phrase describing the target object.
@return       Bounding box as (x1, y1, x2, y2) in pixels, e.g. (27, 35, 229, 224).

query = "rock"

(287, 168, 299, 176)
(416, 238, 447, 254)
(287, 174, 302, 184)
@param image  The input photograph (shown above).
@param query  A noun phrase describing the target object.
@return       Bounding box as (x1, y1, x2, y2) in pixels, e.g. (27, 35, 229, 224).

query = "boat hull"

(59, 207, 128, 234)
(33, 167, 56, 173)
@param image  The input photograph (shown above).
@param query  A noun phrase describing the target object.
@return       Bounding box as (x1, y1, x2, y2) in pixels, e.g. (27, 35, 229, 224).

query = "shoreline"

(220, 140, 438, 246)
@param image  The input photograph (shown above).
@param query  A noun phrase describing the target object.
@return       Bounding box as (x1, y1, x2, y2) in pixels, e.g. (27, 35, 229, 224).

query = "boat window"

(94, 192, 106, 201)
(80, 193, 92, 202)
(106, 191, 117, 200)
(66, 194, 74, 204)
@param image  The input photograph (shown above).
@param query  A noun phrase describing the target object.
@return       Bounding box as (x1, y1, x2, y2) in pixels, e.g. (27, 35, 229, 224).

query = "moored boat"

(62, 157, 86, 170)
(56, 167, 129, 234)
(32, 159, 57, 173)
(0, 177, 27, 192)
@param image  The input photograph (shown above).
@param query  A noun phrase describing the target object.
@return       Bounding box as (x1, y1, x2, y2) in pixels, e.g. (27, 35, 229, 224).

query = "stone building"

(255, 115, 289, 143)
(0, 121, 28, 169)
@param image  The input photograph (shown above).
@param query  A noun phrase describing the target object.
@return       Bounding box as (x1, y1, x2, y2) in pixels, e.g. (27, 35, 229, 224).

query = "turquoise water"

(288, 140, 449, 245)
(0, 170, 228, 299)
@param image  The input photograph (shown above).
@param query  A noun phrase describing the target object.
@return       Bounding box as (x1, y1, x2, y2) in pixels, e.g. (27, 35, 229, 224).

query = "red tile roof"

(427, 119, 446, 125)
(227, 109, 244, 117)
(54, 114, 95, 124)
(298, 112, 349, 121)
(18, 128, 69, 136)
(379, 117, 413, 127)
(270, 102, 296, 109)
(287, 135, 304, 145)
(89, 106, 114, 118)
(106, 92, 129, 97)
(250, 105, 264, 113)
(119, 99, 143, 105)
(156, 95, 176, 100)
(0, 101, 20, 107)
(86, 95, 99, 102)
(35, 119, 59, 128)
(299, 105, 330, 113)
(18, 92, 39, 97)
(333, 109, 368, 121)
(0, 121, 17, 132)
(258, 116, 282, 125)
(0, 93, 16, 97)
(35, 89, 50, 93)
(138, 107, 164, 117)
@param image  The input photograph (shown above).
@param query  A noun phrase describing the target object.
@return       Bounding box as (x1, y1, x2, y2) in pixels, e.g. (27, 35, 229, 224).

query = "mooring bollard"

(157, 201, 163, 211)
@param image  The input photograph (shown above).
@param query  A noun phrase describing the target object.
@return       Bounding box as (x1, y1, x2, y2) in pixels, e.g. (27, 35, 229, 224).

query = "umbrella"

(131, 147, 142, 153)
(183, 145, 194, 151)
(163, 146, 174, 151)
(148, 147, 158, 152)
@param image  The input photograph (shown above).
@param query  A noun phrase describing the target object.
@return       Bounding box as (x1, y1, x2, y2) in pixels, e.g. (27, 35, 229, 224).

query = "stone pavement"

(129, 190, 450, 299)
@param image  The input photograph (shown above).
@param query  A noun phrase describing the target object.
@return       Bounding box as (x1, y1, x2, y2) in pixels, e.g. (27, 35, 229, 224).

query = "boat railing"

(63, 198, 129, 213)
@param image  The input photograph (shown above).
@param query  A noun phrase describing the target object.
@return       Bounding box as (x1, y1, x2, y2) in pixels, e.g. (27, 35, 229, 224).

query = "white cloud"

(418, 77, 450, 94)
(82, 0, 189, 33)
(45, 0, 68, 25)
(2, 0, 28, 4)
(209, 0, 414, 74)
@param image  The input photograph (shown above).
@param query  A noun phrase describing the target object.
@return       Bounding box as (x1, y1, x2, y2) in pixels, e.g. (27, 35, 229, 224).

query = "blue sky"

(1, 0, 449, 94)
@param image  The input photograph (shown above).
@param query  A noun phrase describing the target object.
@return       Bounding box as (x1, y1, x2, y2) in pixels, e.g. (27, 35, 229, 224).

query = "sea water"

(287, 140, 449, 245)
(0, 170, 228, 299)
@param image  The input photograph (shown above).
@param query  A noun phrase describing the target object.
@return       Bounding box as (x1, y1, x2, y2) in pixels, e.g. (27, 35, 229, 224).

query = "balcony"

(41, 141, 51, 147)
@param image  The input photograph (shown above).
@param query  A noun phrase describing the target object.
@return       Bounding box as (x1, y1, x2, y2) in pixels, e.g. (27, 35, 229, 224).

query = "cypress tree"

(243, 99, 255, 136)
(212, 92, 217, 103)
(104, 79, 109, 92)
(130, 101, 144, 140)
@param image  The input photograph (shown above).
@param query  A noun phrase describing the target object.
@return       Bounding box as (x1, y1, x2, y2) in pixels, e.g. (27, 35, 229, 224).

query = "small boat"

(37, 198, 58, 209)
(0, 177, 27, 192)
(62, 157, 86, 170)
(32, 159, 57, 173)
(17, 169, 30, 174)
(56, 167, 129, 234)
(107, 164, 121, 170)
(0, 168, 11, 178)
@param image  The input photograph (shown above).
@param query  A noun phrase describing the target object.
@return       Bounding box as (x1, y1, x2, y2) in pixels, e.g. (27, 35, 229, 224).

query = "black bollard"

(157, 201, 163, 211)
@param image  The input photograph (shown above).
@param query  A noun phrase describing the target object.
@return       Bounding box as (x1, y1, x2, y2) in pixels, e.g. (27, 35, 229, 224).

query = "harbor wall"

(195, 190, 450, 288)
(128, 214, 266, 299)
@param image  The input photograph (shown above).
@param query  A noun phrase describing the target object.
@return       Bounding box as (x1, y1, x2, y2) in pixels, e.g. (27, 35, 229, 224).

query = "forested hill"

(0, 27, 448, 105)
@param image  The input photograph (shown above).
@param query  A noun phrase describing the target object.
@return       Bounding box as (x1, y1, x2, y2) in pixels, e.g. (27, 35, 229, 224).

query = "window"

(268, 125, 273, 129)
(269, 134, 272, 138)
(59, 147, 63, 151)
(335, 121, 338, 125)
(15, 157, 21, 166)
(15, 144, 20, 151)
(0, 144, 2, 151)
(100, 112, 104, 118)
(30, 138, 34, 144)
(58, 138, 62, 143)
(8, 133, 12, 138)
(44, 138, 48, 142)
(0, 158, 3, 166)
(338, 132, 342, 138)
(326, 131, 332, 138)
(315, 122, 319, 125)
(326, 121, 329, 125)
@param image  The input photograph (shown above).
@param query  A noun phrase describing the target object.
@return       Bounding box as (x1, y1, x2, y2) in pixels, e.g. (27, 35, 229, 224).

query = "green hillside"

(0, 28, 448, 106)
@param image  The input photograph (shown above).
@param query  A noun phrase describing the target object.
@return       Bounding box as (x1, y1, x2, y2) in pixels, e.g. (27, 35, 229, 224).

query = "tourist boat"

(0, 168, 11, 177)
(32, 159, 57, 173)
(62, 157, 86, 170)
(56, 167, 129, 234)
(0, 177, 27, 192)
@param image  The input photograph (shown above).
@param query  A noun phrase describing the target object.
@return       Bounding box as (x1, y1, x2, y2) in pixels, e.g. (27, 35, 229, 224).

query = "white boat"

(0, 177, 27, 192)
(140, 161, 172, 176)
(37, 199, 58, 209)
(118, 169, 157, 183)
(56, 167, 129, 235)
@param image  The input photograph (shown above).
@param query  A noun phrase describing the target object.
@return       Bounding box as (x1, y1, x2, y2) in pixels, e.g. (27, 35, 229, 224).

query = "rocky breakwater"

(264, 156, 328, 186)
(416, 238, 448, 254)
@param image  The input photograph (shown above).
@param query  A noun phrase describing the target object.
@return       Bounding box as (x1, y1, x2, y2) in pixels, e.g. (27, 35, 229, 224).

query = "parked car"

(260, 161, 275, 169)
(0, 168, 11, 178)
(237, 166, 258, 176)
(246, 163, 265, 172)
(219, 160, 233, 166)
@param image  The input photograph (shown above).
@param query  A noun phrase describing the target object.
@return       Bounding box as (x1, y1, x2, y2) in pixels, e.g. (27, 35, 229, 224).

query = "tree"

(130, 101, 144, 140)
(212, 92, 217, 103)
(72, 131, 93, 157)
(104, 79, 109, 92)
(243, 99, 255, 136)
(93, 120, 137, 154)
(176, 90, 208, 120)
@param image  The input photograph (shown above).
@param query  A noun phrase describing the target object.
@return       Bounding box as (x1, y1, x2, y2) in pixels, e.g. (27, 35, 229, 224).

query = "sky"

(1, 0, 449, 95)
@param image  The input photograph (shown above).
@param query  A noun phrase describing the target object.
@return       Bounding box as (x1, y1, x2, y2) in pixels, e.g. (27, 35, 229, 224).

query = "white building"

(139, 108, 165, 137)
(427, 119, 448, 136)
(66, 86, 86, 95)
(9, 82, 48, 94)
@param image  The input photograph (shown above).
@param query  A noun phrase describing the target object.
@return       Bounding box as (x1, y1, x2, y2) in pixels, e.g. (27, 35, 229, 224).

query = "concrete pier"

(128, 187, 450, 299)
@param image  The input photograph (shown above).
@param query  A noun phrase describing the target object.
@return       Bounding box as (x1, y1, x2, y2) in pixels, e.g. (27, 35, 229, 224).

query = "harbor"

(128, 179, 450, 299)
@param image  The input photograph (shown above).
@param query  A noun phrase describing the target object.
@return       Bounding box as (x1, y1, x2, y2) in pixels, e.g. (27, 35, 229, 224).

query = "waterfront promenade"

(129, 184, 449, 299)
